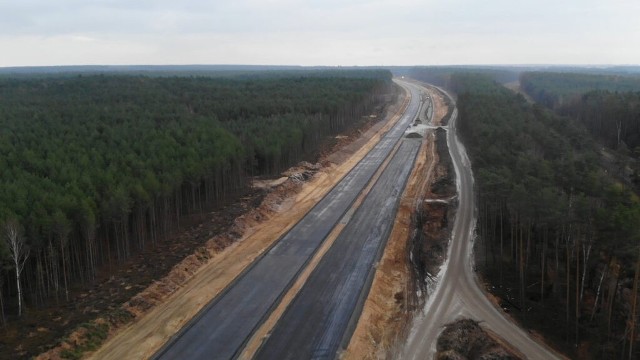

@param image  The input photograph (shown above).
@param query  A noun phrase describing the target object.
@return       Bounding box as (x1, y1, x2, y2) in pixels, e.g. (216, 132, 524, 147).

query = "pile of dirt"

(436, 319, 521, 360)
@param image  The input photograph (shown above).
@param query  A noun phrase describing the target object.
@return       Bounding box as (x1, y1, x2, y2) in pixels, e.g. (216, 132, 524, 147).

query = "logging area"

(0, 70, 396, 358)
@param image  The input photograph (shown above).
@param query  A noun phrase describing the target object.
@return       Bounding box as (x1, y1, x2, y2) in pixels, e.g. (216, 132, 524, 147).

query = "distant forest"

(405, 66, 520, 88)
(520, 72, 640, 109)
(521, 72, 640, 157)
(0, 70, 394, 320)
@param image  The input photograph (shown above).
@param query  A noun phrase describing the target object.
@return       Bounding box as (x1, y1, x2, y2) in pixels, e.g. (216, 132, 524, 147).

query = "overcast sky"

(1, 0, 638, 67)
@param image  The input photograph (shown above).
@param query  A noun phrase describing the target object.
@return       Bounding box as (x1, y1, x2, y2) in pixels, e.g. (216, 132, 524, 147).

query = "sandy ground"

(63, 87, 411, 360)
(342, 85, 446, 359)
(429, 88, 449, 126)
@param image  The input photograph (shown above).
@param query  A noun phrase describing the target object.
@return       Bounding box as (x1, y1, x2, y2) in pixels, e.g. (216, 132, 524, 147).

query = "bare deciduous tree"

(3, 219, 29, 316)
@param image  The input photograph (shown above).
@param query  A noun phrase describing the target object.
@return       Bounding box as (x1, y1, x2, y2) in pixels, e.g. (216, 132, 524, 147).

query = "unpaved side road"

(402, 84, 565, 360)
(85, 84, 410, 360)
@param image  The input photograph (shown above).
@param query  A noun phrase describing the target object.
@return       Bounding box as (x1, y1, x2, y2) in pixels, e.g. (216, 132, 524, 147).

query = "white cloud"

(0, 0, 638, 66)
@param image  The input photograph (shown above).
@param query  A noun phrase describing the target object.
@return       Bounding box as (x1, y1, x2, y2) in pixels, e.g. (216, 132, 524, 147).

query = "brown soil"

(428, 86, 449, 127)
(343, 85, 452, 359)
(435, 319, 522, 359)
(33, 85, 409, 360)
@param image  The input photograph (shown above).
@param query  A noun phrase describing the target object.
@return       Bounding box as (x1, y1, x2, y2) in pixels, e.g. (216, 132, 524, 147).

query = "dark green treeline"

(0, 70, 393, 312)
(521, 72, 640, 159)
(450, 73, 639, 359)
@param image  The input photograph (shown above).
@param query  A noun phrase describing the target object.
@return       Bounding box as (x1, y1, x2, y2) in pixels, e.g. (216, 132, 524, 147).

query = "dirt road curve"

(402, 85, 564, 360)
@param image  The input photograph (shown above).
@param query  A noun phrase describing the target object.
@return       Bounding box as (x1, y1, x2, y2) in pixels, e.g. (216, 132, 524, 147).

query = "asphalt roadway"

(255, 139, 420, 360)
(402, 85, 564, 360)
(154, 80, 421, 360)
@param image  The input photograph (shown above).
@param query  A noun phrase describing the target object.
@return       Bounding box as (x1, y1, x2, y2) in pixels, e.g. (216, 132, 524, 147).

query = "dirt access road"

(401, 84, 565, 360)
(89, 80, 417, 360)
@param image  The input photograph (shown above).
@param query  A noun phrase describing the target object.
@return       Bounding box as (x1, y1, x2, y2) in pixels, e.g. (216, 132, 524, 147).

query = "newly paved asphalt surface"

(154, 80, 421, 360)
(255, 139, 420, 360)
(402, 84, 563, 360)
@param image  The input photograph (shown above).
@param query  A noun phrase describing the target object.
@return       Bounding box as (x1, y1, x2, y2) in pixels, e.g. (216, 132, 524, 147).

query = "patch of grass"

(58, 308, 136, 359)
(59, 322, 110, 360)
(106, 308, 134, 325)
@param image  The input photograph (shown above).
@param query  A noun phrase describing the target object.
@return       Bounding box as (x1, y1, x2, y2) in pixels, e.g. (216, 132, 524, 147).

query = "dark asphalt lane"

(153, 81, 421, 360)
(255, 139, 421, 360)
